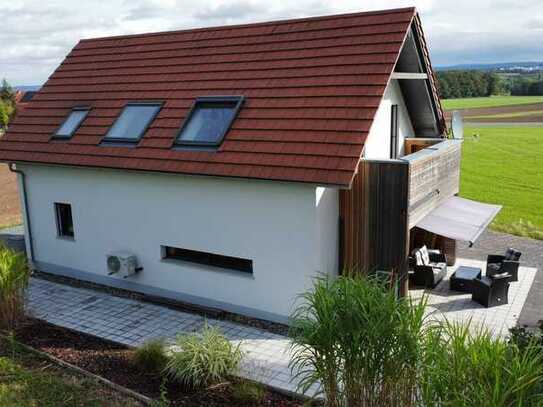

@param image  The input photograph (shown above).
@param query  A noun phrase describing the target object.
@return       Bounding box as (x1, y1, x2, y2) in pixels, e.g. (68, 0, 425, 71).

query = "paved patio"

(26, 255, 537, 396)
(410, 257, 538, 336)
(27, 277, 308, 396)
(458, 230, 543, 328)
(6, 224, 539, 396)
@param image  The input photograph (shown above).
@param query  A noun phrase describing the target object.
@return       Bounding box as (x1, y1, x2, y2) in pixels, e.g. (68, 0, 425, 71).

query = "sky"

(1, 0, 543, 85)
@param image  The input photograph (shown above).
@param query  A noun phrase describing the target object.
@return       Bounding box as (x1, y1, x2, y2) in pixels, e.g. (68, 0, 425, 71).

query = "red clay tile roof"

(0, 7, 441, 187)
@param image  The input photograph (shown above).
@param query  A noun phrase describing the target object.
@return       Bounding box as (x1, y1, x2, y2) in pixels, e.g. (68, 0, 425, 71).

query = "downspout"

(8, 163, 35, 265)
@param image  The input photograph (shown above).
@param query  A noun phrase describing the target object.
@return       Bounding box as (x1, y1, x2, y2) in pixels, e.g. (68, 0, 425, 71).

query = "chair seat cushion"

(420, 245, 430, 265)
(491, 272, 511, 280)
(488, 263, 501, 271)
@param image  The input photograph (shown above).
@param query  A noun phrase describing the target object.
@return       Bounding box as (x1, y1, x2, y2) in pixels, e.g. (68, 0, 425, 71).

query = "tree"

(436, 70, 510, 99)
(0, 79, 16, 130)
(0, 79, 15, 104)
(0, 101, 10, 130)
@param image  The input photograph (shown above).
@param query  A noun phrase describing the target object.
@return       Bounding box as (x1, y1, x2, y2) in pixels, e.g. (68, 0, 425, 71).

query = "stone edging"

(1, 335, 153, 406)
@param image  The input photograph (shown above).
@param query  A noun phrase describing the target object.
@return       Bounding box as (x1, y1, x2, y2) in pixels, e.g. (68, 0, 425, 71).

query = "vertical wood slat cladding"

(339, 140, 461, 296)
(339, 160, 409, 283)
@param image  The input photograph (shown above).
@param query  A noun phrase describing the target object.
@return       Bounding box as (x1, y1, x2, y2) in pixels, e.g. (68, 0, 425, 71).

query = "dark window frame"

(161, 245, 253, 274)
(390, 104, 399, 159)
(54, 202, 74, 238)
(51, 106, 90, 140)
(101, 101, 163, 144)
(174, 96, 245, 148)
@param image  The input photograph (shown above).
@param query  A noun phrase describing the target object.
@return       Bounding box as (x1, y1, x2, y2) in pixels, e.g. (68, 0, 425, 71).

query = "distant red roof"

(0, 7, 442, 187)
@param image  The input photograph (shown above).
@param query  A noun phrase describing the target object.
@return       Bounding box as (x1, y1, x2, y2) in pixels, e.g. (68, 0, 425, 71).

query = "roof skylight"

(53, 107, 89, 139)
(102, 102, 162, 143)
(175, 96, 244, 147)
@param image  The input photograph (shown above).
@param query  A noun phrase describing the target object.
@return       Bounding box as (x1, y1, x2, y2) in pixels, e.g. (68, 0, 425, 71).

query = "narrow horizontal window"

(55, 202, 74, 238)
(175, 96, 244, 147)
(162, 245, 253, 274)
(53, 107, 89, 139)
(103, 103, 162, 142)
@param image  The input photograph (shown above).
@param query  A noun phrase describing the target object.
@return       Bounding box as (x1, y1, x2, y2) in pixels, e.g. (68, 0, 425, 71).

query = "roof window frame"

(101, 101, 163, 144)
(174, 96, 245, 148)
(51, 106, 90, 140)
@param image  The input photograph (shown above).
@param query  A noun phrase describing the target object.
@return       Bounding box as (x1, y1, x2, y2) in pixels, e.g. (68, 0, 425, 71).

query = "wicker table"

(450, 266, 482, 293)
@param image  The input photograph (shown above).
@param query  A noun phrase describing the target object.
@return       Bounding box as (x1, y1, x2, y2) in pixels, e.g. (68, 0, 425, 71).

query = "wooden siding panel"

(339, 160, 409, 284)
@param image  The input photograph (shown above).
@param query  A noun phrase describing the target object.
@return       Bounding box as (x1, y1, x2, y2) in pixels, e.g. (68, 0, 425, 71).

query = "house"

(14, 90, 38, 113)
(0, 7, 499, 323)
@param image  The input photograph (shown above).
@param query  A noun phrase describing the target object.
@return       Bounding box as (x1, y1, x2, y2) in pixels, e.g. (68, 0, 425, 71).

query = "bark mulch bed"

(12, 317, 306, 406)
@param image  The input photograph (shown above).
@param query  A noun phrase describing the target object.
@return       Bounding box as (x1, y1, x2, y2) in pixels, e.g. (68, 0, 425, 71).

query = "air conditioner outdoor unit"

(106, 251, 140, 278)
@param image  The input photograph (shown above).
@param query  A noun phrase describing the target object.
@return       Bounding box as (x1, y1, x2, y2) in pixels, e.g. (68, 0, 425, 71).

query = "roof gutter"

(8, 163, 35, 265)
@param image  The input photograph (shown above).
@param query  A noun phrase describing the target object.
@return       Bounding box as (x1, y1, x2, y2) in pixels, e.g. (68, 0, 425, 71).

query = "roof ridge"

(79, 7, 416, 43)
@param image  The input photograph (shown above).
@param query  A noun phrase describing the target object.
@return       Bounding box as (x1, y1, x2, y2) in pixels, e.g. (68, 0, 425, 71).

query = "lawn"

(460, 126, 543, 239)
(0, 336, 140, 407)
(442, 96, 543, 110)
(470, 110, 543, 120)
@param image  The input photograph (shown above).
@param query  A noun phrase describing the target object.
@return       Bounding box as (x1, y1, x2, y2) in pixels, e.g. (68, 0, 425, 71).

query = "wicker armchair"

(486, 248, 521, 282)
(472, 274, 511, 308)
(411, 245, 447, 288)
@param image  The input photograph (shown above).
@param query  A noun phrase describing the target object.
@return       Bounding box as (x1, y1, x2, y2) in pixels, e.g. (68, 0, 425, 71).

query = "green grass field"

(442, 96, 543, 110)
(460, 126, 543, 239)
(470, 110, 543, 120)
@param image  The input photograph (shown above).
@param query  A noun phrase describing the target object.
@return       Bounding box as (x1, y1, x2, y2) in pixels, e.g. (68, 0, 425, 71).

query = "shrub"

(289, 275, 428, 407)
(167, 324, 243, 388)
(290, 275, 543, 406)
(0, 244, 30, 331)
(419, 321, 543, 406)
(133, 338, 169, 373)
(509, 324, 543, 352)
(231, 380, 266, 404)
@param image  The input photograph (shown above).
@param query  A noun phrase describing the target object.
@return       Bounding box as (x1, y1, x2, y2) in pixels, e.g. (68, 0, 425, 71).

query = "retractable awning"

(416, 196, 502, 246)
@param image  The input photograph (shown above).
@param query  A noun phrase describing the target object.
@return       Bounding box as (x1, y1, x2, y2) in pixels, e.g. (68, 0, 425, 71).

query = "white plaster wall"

(315, 187, 339, 277)
(364, 79, 415, 159)
(20, 164, 339, 322)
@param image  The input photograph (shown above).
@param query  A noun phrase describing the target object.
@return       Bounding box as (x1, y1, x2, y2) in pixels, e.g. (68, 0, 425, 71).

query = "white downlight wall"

(18, 164, 339, 322)
(364, 79, 415, 159)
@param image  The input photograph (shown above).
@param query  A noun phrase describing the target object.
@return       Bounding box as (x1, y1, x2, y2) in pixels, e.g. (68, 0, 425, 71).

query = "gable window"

(102, 102, 162, 142)
(390, 104, 399, 159)
(55, 203, 74, 238)
(161, 245, 253, 274)
(53, 107, 89, 139)
(175, 96, 244, 146)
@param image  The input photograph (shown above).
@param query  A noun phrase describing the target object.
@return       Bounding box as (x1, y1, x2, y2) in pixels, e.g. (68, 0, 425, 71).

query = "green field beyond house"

(460, 126, 543, 239)
(442, 96, 543, 110)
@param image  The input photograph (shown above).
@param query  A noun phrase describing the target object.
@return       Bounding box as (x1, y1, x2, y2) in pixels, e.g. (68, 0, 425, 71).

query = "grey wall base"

(34, 261, 290, 325)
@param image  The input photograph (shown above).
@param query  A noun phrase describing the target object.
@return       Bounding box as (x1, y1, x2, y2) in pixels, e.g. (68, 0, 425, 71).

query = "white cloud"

(1, 0, 542, 85)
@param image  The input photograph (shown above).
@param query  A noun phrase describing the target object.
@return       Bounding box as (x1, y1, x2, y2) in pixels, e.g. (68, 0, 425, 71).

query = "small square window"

(55, 203, 74, 238)
(102, 103, 162, 142)
(53, 107, 89, 139)
(176, 96, 244, 146)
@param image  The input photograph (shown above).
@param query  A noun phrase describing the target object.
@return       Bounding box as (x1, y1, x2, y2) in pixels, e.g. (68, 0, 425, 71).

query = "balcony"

(402, 138, 463, 228)
(339, 137, 462, 279)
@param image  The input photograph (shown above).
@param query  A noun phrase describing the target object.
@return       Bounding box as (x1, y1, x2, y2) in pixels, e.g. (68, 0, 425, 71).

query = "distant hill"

(14, 85, 41, 92)
(436, 62, 543, 72)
